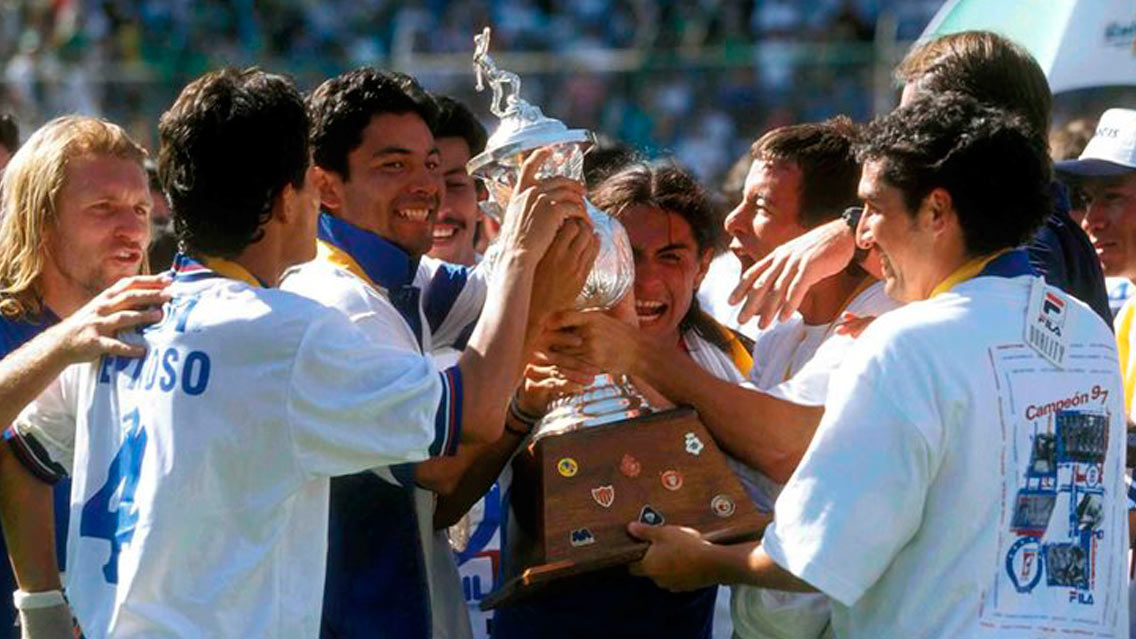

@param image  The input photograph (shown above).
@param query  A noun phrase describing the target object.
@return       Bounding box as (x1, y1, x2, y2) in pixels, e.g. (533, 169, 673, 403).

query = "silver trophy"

(469, 27, 650, 437)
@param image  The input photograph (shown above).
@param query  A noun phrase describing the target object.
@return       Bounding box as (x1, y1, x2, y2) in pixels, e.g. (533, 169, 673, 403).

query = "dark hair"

(0, 114, 18, 154)
(591, 161, 731, 351)
(856, 92, 1052, 257)
(433, 95, 487, 157)
(721, 152, 752, 206)
(897, 31, 1052, 139)
(584, 138, 642, 189)
(158, 67, 310, 258)
(308, 68, 438, 179)
(147, 222, 178, 272)
(751, 116, 860, 228)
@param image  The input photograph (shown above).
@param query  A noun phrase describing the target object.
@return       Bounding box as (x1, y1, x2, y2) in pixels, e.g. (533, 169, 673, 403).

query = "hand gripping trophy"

(469, 28, 765, 608)
(468, 27, 650, 437)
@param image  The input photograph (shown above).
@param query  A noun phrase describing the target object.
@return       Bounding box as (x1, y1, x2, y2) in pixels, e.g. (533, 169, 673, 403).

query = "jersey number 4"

(80, 408, 148, 584)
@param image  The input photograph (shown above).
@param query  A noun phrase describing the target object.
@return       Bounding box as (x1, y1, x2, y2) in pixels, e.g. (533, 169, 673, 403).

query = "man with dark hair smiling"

(631, 93, 1128, 639)
(290, 68, 596, 639)
(428, 94, 489, 269)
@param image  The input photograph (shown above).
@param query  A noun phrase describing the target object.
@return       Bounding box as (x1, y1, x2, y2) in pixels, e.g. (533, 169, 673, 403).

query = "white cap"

(1056, 108, 1136, 177)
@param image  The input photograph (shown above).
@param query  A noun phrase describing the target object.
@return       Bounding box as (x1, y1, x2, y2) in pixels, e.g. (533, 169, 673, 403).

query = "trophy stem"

(531, 373, 652, 441)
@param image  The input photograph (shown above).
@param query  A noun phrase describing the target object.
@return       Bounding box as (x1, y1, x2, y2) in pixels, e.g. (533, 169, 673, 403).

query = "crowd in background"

(1, 0, 943, 186)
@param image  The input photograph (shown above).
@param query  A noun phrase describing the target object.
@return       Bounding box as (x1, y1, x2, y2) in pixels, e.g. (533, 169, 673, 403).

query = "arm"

(417, 220, 598, 517)
(427, 412, 529, 529)
(454, 149, 590, 444)
(0, 444, 74, 639)
(626, 522, 816, 593)
(547, 311, 822, 483)
(0, 445, 60, 593)
(731, 218, 866, 328)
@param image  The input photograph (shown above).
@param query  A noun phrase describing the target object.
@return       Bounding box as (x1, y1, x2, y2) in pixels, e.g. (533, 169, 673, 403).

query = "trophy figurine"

(469, 27, 650, 438)
(469, 28, 767, 609)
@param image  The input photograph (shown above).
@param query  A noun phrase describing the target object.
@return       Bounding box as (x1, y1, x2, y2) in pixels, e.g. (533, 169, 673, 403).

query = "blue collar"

(976, 248, 1035, 279)
(317, 212, 420, 291)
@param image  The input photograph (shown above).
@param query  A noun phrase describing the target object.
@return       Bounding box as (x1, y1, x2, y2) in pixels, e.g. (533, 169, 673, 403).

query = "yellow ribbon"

(316, 239, 387, 295)
(709, 318, 754, 376)
(929, 249, 1012, 299)
(201, 256, 265, 288)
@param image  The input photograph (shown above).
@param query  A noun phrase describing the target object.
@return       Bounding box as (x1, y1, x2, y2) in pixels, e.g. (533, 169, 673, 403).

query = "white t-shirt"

(731, 281, 896, 639)
(763, 275, 1129, 639)
(10, 271, 461, 639)
(283, 256, 485, 639)
(737, 281, 897, 510)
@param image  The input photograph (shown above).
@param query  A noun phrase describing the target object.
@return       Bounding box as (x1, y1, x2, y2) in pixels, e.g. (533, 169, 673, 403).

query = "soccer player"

(427, 95, 488, 270)
(0, 116, 167, 638)
(293, 68, 596, 639)
(492, 161, 757, 639)
(632, 93, 1128, 639)
(3, 67, 580, 638)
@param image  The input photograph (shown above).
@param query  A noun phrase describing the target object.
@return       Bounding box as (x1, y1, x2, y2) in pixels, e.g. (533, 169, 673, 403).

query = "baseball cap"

(1055, 108, 1136, 177)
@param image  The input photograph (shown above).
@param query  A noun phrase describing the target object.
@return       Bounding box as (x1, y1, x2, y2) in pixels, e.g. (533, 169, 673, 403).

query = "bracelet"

(13, 589, 65, 610)
(507, 392, 542, 435)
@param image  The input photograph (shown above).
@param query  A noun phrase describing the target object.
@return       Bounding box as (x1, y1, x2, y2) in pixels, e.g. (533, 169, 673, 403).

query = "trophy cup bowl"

(469, 28, 767, 609)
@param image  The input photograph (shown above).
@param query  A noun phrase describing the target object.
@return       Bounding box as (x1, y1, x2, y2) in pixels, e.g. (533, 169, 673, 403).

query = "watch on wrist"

(841, 206, 863, 232)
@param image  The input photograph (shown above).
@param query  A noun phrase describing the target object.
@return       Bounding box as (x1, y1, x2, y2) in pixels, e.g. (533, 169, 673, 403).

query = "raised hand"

(531, 218, 600, 317)
(730, 219, 856, 328)
(496, 148, 589, 263)
(544, 308, 643, 376)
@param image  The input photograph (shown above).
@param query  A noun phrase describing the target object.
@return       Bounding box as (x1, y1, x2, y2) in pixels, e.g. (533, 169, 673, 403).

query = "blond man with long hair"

(0, 116, 170, 638)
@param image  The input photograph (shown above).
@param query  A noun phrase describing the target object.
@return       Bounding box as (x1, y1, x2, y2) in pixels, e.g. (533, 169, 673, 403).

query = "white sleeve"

(762, 334, 857, 407)
(421, 258, 486, 351)
(7, 369, 77, 481)
(761, 333, 939, 607)
(286, 309, 462, 478)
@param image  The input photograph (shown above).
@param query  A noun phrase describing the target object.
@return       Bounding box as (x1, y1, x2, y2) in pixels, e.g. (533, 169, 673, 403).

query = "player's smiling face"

(427, 136, 481, 266)
(621, 204, 712, 345)
(330, 112, 442, 258)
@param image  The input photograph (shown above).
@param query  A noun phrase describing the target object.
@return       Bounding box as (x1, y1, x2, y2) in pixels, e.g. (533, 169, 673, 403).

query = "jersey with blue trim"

(7, 258, 463, 638)
(283, 213, 486, 639)
(0, 308, 69, 639)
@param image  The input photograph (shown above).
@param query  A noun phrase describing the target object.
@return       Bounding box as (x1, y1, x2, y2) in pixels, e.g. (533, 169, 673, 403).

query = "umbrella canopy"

(921, 0, 1136, 94)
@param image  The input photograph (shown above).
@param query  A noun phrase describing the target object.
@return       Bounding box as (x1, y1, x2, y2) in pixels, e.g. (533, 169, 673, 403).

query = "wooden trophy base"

(481, 406, 769, 610)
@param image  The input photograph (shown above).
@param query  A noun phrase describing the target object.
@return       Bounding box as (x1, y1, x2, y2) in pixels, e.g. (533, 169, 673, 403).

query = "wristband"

(507, 392, 542, 435)
(841, 206, 863, 232)
(13, 589, 65, 610)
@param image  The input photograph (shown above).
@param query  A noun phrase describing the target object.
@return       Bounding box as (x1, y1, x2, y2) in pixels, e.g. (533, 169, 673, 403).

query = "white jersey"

(9, 257, 463, 638)
(282, 213, 487, 639)
(282, 260, 478, 639)
(763, 269, 1128, 638)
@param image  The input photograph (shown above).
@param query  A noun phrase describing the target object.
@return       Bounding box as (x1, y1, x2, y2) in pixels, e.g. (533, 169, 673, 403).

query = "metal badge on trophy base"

(469, 29, 768, 609)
